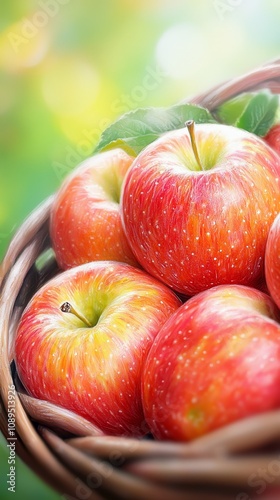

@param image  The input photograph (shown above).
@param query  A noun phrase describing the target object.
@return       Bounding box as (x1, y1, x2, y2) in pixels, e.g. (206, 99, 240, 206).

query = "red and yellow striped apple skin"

(50, 149, 138, 270)
(121, 124, 280, 295)
(142, 284, 280, 441)
(265, 213, 280, 309)
(15, 261, 181, 436)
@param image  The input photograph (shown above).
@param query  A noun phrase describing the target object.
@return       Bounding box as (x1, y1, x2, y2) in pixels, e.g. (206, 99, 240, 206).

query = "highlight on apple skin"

(121, 123, 280, 296)
(50, 148, 139, 270)
(142, 284, 280, 441)
(14, 261, 181, 437)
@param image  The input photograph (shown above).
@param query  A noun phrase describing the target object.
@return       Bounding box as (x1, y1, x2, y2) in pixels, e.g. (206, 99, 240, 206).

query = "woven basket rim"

(2, 59, 280, 500)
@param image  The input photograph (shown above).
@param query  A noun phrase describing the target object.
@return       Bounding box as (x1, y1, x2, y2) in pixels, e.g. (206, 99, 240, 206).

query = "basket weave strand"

(1, 60, 280, 500)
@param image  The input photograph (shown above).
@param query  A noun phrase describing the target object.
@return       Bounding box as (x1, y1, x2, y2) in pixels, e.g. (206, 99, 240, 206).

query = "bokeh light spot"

(155, 23, 205, 80)
(0, 21, 49, 72)
(41, 56, 100, 116)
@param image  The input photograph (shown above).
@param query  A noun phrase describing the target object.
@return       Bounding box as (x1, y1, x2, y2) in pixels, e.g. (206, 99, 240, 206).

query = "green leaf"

(236, 93, 279, 136)
(216, 93, 252, 126)
(95, 104, 217, 156)
(216, 91, 279, 137)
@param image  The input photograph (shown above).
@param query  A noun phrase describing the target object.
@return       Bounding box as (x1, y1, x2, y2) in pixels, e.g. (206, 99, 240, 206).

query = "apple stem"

(186, 120, 204, 171)
(60, 301, 92, 327)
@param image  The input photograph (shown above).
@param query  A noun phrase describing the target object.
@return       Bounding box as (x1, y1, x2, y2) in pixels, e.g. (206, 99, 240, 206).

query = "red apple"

(50, 148, 139, 270)
(14, 261, 181, 437)
(264, 124, 280, 155)
(142, 284, 280, 441)
(265, 213, 280, 308)
(121, 122, 280, 296)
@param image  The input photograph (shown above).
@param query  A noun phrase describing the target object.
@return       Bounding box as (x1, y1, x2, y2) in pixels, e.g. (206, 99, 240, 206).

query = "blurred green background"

(1, 0, 280, 498)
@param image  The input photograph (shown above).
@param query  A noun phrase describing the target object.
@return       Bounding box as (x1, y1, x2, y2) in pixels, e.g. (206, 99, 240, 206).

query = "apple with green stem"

(121, 121, 280, 296)
(14, 261, 181, 436)
(50, 148, 139, 270)
(265, 213, 280, 308)
(142, 284, 280, 441)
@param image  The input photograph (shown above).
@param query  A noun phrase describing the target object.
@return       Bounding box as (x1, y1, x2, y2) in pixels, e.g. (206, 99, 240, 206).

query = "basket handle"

(187, 59, 280, 110)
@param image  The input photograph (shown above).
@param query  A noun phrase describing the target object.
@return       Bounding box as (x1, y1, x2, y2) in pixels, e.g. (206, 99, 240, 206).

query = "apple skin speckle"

(142, 284, 280, 441)
(265, 213, 280, 310)
(15, 261, 181, 437)
(50, 148, 139, 270)
(121, 124, 280, 295)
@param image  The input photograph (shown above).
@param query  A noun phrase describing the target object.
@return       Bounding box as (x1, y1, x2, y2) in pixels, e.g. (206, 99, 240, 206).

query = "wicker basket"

(2, 59, 280, 500)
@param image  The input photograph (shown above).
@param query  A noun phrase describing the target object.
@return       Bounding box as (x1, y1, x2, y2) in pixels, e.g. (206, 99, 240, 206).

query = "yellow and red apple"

(264, 124, 280, 155)
(50, 148, 138, 270)
(265, 213, 280, 308)
(142, 284, 280, 441)
(121, 123, 280, 296)
(15, 261, 181, 436)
